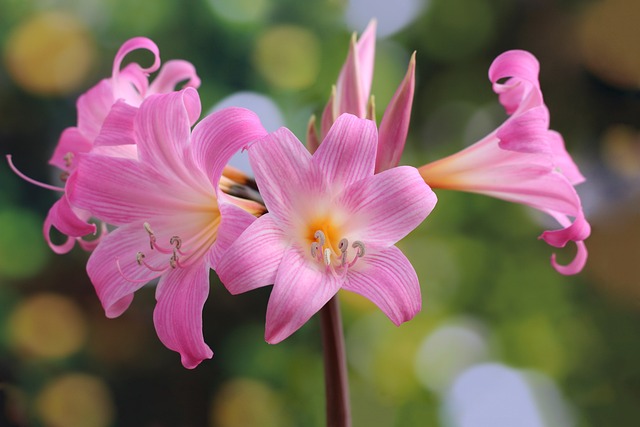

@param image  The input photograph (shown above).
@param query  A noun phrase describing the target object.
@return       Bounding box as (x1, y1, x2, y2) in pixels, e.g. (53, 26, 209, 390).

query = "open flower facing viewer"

(217, 114, 437, 343)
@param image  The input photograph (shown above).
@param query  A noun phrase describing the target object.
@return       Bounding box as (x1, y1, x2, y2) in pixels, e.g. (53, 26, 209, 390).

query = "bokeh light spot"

(8, 293, 88, 359)
(211, 378, 292, 427)
(3, 11, 96, 96)
(345, 0, 424, 38)
(578, 0, 640, 89)
(415, 319, 491, 394)
(0, 209, 49, 279)
(36, 373, 115, 427)
(253, 25, 321, 90)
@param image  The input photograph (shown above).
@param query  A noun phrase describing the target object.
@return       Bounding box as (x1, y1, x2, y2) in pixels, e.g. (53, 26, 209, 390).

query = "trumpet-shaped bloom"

(217, 114, 437, 344)
(312, 20, 415, 172)
(68, 88, 267, 368)
(45, 37, 200, 254)
(419, 50, 590, 275)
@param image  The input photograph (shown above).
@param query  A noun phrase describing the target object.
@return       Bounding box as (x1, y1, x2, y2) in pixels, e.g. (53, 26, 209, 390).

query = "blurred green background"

(1, 0, 639, 426)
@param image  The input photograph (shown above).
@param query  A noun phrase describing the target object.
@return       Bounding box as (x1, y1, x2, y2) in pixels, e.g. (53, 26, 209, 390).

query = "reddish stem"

(320, 295, 351, 427)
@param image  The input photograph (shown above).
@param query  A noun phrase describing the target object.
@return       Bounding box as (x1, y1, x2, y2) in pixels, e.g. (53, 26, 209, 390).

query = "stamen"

(136, 252, 145, 265)
(63, 152, 74, 168)
(170, 236, 182, 250)
(338, 238, 348, 253)
(352, 241, 365, 257)
(314, 230, 326, 246)
(323, 248, 332, 266)
(143, 222, 156, 249)
(311, 242, 321, 259)
(116, 258, 162, 284)
(6, 155, 65, 192)
(169, 254, 178, 269)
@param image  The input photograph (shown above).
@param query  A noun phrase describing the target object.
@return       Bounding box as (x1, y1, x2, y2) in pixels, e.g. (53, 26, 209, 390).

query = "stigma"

(310, 229, 365, 277)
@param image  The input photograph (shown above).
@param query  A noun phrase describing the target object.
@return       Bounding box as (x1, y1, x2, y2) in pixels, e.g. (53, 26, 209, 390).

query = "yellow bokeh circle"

(253, 25, 321, 90)
(3, 11, 96, 96)
(36, 373, 115, 427)
(8, 293, 88, 359)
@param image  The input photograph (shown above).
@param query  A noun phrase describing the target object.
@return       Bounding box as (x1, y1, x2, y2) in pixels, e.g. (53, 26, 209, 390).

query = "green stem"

(320, 295, 351, 427)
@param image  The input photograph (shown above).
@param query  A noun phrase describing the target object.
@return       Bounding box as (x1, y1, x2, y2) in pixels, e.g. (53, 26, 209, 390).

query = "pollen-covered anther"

(63, 152, 74, 168)
(309, 230, 365, 275)
(136, 251, 145, 265)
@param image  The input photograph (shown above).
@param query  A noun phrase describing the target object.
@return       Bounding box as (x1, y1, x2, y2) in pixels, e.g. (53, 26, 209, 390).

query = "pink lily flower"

(9, 37, 200, 254)
(311, 20, 416, 173)
(418, 50, 590, 275)
(68, 88, 268, 368)
(217, 114, 437, 344)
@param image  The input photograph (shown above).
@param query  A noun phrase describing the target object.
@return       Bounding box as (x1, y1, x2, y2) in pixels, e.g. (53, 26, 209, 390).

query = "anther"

(338, 238, 348, 253)
(63, 152, 74, 168)
(136, 252, 145, 265)
(169, 236, 182, 250)
(169, 254, 178, 269)
(352, 241, 365, 257)
(311, 242, 321, 258)
(314, 230, 326, 246)
(143, 222, 156, 249)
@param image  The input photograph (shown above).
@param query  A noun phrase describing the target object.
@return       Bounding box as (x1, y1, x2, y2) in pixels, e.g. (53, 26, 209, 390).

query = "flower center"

(308, 223, 365, 277)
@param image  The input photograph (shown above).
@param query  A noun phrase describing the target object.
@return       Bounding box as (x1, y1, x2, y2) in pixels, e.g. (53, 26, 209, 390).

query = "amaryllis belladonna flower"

(9, 37, 200, 254)
(419, 50, 590, 275)
(68, 88, 267, 368)
(217, 114, 437, 343)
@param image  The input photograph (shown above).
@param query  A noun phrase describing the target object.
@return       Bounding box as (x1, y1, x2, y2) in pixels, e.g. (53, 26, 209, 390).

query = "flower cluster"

(10, 26, 589, 368)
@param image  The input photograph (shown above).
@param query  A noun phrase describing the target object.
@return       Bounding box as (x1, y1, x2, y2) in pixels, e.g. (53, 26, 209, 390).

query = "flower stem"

(320, 295, 351, 427)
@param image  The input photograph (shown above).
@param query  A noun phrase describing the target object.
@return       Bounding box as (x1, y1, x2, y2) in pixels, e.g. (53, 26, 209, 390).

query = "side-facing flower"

(9, 37, 200, 254)
(217, 114, 437, 344)
(311, 20, 416, 173)
(68, 88, 267, 368)
(419, 50, 590, 275)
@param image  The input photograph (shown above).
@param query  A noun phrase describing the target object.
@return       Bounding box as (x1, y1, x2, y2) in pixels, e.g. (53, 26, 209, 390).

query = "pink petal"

(68, 154, 182, 225)
(496, 105, 551, 153)
(489, 50, 542, 115)
(111, 37, 160, 101)
(313, 114, 377, 189)
(549, 131, 585, 185)
(154, 264, 213, 369)
(248, 127, 315, 221)
(335, 37, 366, 119)
(265, 247, 342, 344)
(149, 59, 201, 94)
(377, 52, 416, 172)
(191, 107, 267, 188)
(320, 87, 336, 139)
(343, 245, 421, 325)
(338, 166, 437, 246)
(86, 221, 170, 318)
(208, 199, 257, 268)
(216, 215, 287, 295)
(76, 79, 115, 141)
(135, 88, 201, 182)
(551, 240, 588, 276)
(45, 195, 95, 239)
(49, 127, 92, 172)
(354, 20, 377, 103)
(539, 211, 590, 275)
(93, 100, 138, 147)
